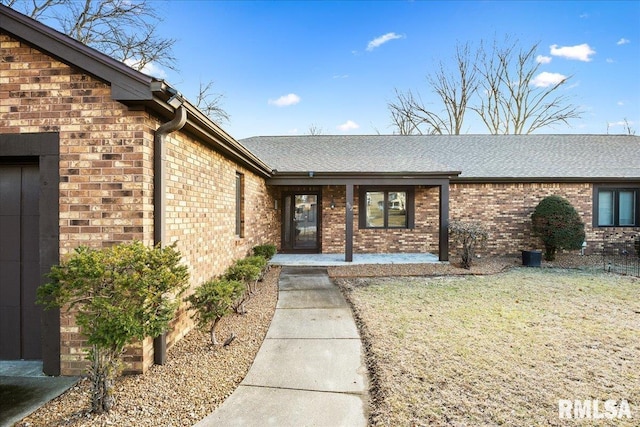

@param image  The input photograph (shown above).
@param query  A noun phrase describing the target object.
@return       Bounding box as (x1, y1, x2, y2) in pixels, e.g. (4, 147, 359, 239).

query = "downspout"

(153, 98, 187, 365)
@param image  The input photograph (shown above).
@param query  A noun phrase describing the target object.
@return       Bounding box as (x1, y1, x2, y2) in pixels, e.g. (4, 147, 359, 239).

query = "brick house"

(1, 6, 278, 376)
(242, 135, 640, 261)
(2, 6, 639, 376)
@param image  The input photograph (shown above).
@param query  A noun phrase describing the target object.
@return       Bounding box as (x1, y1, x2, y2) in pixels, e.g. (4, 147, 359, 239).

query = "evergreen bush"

(37, 242, 189, 413)
(253, 244, 277, 259)
(531, 195, 585, 261)
(187, 278, 245, 346)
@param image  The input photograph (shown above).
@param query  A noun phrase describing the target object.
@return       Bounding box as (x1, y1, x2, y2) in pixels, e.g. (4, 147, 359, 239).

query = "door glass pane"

(365, 191, 385, 228)
(283, 195, 292, 246)
(388, 191, 407, 228)
(598, 190, 614, 226)
(294, 195, 317, 249)
(619, 191, 636, 226)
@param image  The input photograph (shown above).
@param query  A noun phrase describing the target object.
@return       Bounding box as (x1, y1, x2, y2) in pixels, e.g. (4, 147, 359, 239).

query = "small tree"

(449, 221, 488, 269)
(187, 278, 245, 346)
(37, 242, 189, 413)
(225, 261, 262, 312)
(531, 195, 585, 261)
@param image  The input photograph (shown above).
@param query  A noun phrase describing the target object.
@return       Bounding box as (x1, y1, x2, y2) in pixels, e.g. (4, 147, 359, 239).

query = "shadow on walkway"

(196, 266, 369, 426)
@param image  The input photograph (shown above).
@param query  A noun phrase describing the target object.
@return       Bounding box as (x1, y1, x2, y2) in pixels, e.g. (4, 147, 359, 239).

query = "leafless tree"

(388, 89, 432, 135)
(195, 80, 230, 124)
(4, 0, 177, 71)
(4, 0, 230, 121)
(623, 119, 636, 136)
(608, 118, 637, 135)
(388, 36, 582, 135)
(389, 43, 479, 135)
(306, 123, 324, 135)
(472, 36, 581, 134)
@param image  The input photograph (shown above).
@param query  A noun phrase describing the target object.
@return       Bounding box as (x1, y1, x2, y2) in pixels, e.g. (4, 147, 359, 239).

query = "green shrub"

(531, 195, 585, 261)
(237, 255, 268, 271)
(253, 244, 277, 259)
(449, 220, 488, 269)
(187, 278, 245, 346)
(37, 242, 189, 413)
(224, 261, 262, 283)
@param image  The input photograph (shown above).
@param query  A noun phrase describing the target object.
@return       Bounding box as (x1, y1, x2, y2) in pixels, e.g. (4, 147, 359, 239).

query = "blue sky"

(151, 1, 639, 139)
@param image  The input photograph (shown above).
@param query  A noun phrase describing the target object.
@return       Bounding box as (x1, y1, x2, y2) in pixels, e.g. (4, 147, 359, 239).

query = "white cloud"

(268, 93, 301, 107)
(579, 12, 589, 19)
(550, 43, 596, 61)
(333, 74, 349, 79)
(337, 120, 359, 132)
(606, 58, 615, 63)
(617, 38, 630, 45)
(366, 32, 404, 51)
(536, 55, 552, 64)
(531, 72, 567, 88)
(609, 120, 634, 127)
(617, 101, 624, 106)
(124, 59, 167, 79)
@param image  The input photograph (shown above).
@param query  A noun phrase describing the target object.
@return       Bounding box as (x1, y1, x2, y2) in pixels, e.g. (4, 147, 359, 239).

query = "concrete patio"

(269, 252, 440, 266)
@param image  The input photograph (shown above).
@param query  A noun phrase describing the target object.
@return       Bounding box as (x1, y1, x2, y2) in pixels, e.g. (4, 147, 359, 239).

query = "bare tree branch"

(4, 0, 178, 72)
(5, 0, 231, 123)
(1, 0, 65, 19)
(195, 80, 230, 124)
(389, 35, 582, 136)
(306, 124, 323, 135)
(472, 36, 582, 134)
(388, 43, 478, 135)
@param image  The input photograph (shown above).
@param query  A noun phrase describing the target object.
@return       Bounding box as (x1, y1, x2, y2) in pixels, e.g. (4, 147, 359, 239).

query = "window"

(359, 187, 414, 229)
(595, 187, 639, 227)
(235, 173, 244, 237)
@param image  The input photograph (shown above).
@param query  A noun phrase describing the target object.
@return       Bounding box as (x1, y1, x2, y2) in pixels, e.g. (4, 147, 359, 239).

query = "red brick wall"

(162, 132, 279, 350)
(318, 182, 638, 259)
(321, 186, 442, 254)
(1, 34, 276, 375)
(448, 182, 634, 257)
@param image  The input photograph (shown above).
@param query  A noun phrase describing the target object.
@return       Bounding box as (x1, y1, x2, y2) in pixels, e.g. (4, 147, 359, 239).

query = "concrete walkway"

(0, 361, 78, 427)
(195, 266, 369, 427)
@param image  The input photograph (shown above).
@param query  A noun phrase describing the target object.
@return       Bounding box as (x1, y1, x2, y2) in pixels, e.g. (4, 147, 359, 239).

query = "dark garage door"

(0, 163, 42, 360)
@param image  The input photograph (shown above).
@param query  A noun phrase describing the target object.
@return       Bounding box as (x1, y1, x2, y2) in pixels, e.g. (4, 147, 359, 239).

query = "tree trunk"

(210, 318, 220, 346)
(544, 244, 556, 261)
(89, 346, 119, 413)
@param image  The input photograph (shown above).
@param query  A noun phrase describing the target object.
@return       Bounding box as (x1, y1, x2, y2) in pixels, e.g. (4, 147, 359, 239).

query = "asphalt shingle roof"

(240, 134, 640, 180)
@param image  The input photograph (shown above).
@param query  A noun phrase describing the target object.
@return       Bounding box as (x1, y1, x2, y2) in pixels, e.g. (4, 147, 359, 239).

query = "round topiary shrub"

(531, 195, 585, 261)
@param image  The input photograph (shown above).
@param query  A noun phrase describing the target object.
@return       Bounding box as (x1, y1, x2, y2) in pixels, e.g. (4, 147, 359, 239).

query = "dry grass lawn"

(338, 268, 639, 426)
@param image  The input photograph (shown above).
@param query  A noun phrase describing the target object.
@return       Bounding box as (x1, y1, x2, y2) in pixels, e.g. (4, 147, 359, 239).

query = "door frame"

(281, 191, 322, 253)
(0, 133, 60, 375)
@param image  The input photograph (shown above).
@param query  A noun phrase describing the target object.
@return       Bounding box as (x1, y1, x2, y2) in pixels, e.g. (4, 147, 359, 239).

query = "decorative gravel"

(16, 253, 606, 426)
(17, 267, 280, 427)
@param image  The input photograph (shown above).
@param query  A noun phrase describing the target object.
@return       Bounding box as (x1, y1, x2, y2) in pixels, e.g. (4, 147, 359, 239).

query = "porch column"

(345, 183, 354, 262)
(439, 183, 450, 261)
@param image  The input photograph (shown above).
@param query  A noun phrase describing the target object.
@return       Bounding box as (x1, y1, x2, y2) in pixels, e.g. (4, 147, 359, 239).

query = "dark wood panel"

(0, 163, 41, 360)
